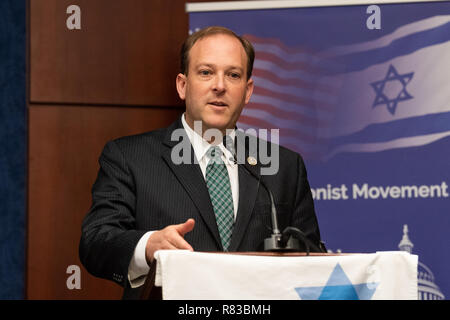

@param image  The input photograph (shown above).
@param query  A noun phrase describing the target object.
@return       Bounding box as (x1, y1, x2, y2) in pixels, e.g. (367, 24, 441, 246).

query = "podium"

(141, 251, 418, 300)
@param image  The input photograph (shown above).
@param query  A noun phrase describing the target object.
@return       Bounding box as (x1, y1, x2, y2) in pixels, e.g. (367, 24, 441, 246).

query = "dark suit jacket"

(79, 118, 322, 299)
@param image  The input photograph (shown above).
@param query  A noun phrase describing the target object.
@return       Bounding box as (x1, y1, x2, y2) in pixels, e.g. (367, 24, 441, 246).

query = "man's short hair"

(180, 26, 255, 80)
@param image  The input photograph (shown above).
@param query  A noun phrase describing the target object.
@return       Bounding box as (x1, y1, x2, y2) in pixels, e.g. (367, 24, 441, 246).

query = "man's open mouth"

(208, 101, 228, 107)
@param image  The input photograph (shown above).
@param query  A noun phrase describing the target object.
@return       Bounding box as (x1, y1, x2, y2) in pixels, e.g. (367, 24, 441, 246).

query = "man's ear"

(176, 73, 187, 100)
(244, 78, 254, 104)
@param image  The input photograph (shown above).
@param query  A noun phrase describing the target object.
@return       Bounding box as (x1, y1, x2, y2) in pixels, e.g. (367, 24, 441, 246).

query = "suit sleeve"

(291, 154, 323, 252)
(79, 140, 147, 287)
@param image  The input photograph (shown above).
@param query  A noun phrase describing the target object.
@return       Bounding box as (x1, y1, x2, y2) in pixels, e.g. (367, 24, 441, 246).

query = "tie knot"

(207, 146, 223, 163)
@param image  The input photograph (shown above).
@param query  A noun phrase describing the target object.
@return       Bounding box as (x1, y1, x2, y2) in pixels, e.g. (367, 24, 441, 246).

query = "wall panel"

(29, 0, 187, 106)
(27, 105, 182, 299)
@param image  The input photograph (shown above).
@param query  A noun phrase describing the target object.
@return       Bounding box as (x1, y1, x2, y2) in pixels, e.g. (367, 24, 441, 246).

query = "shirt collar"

(181, 113, 236, 165)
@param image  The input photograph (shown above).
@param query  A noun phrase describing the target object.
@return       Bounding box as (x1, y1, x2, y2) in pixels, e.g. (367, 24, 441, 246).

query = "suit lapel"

(161, 121, 263, 252)
(161, 119, 222, 249)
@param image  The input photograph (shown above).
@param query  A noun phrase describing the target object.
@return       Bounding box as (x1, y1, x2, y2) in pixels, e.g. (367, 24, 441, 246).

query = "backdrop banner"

(189, 0, 450, 300)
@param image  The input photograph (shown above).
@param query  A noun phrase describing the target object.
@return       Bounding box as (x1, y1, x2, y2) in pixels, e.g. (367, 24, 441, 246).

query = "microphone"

(223, 135, 324, 254)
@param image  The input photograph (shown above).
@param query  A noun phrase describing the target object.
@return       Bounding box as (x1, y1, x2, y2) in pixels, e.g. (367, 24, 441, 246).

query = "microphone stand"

(258, 178, 303, 253)
(223, 135, 325, 255)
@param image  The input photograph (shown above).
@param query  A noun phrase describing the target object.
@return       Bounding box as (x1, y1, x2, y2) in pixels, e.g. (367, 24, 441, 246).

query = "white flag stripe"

(253, 42, 323, 64)
(254, 59, 334, 85)
(237, 122, 316, 152)
(278, 137, 325, 154)
(250, 94, 334, 120)
(325, 131, 450, 161)
(243, 103, 327, 126)
(321, 15, 450, 57)
(253, 75, 337, 103)
(241, 108, 319, 133)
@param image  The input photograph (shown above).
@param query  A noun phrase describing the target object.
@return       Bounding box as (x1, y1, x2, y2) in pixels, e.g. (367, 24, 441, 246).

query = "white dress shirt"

(127, 114, 239, 287)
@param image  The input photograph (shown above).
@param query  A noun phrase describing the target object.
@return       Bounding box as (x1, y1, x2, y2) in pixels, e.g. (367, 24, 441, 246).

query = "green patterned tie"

(205, 146, 234, 251)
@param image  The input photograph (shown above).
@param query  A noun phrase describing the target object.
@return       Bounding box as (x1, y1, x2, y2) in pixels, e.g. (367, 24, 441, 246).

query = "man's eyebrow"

(227, 66, 244, 72)
(194, 63, 215, 69)
(194, 63, 244, 72)
(227, 65, 244, 70)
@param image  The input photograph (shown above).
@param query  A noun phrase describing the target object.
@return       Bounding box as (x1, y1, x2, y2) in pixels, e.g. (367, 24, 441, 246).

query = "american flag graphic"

(237, 34, 340, 160)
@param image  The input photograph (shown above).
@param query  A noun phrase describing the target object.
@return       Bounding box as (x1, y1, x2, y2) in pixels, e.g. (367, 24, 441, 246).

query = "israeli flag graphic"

(321, 15, 450, 159)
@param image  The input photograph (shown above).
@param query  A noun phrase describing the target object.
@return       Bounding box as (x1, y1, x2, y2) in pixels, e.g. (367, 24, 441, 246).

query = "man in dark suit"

(79, 26, 323, 299)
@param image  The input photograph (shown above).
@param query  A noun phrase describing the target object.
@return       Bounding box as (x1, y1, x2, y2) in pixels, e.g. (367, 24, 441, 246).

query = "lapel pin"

(247, 156, 257, 166)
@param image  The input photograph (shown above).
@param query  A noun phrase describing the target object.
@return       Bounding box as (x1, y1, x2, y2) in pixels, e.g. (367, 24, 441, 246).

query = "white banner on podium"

(154, 251, 418, 300)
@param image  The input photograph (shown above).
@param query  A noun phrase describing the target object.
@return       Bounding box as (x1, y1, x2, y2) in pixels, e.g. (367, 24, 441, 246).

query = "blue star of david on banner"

(294, 263, 379, 300)
(370, 64, 414, 115)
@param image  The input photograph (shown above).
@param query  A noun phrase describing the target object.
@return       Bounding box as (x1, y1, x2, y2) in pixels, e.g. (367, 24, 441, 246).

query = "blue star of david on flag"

(295, 263, 379, 300)
(370, 65, 414, 115)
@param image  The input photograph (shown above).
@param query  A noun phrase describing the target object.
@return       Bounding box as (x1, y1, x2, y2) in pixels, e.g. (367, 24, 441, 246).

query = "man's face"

(176, 34, 254, 136)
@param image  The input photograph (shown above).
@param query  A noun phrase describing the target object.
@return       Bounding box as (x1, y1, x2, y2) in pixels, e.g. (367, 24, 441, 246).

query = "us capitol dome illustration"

(398, 225, 445, 300)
